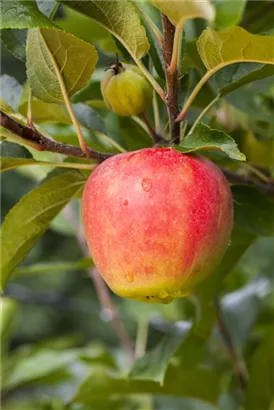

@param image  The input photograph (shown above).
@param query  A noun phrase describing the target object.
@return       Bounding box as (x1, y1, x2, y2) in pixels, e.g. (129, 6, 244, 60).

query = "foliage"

(0, 1, 274, 409)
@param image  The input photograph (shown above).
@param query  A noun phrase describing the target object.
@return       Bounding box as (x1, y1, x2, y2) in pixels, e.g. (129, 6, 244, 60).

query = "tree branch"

(214, 297, 248, 391)
(139, 113, 167, 145)
(161, 15, 180, 144)
(2, 109, 274, 196)
(222, 168, 274, 196)
(0, 110, 113, 163)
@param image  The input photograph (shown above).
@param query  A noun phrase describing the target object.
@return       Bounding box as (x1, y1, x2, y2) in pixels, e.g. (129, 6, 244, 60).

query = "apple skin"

(82, 148, 233, 303)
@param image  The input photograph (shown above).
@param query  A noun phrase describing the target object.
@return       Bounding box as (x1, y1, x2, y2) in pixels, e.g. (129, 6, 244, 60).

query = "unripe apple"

(82, 148, 233, 303)
(101, 62, 152, 116)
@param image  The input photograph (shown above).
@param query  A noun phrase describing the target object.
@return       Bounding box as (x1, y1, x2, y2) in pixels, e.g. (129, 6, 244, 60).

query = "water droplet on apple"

(123, 199, 129, 206)
(125, 271, 134, 283)
(142, 178, 152, 192)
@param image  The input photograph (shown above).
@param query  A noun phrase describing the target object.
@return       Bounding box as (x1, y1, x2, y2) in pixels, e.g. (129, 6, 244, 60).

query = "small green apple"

(101, 62, 152, 116)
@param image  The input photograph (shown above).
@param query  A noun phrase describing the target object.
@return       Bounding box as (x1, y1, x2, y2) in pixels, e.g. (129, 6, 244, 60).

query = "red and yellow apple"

(82, 148, 233, 303)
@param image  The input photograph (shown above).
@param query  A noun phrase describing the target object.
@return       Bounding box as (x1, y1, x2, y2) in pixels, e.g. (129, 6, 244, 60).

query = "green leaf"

(181, 40, 205, 75)
(15, 258, 93, 276)
(232, 185, 274, 237)
(246, 329, 274, 410)
(226, 86, 274, 124)
(197, 26, 274, 74)
(73, 103, 105, 134)
(129, 334, 183, 384)
(130, 319, 212, 391)
(103, 114, 152, 152)
(0, 0, 54, 29)
(57, 6, 119, 53)
(149, 0, 215, 27)
(26, 28, 98, 103)
(0, 75, 23, 111)
(175, 123, 246, 161)
(0, 1, 57, 62)
(144, 25, 165, 80)
(0, 157, 96, 173)
(0, 170, 86, 291)
(155, 398, 219, 410)
(37, 0, 57, 18)
(214, 0, 247, 29)
(4, 349, 77, 390)
(196, 226, 257, 302)
(0, 297, 18, 339)
(71, 365, 220, 406)
(218, 63, 274, 97)
(242, 129, 274, 168)
(1, 157, 39, 172)
(221, 277, 271, 347)
(60, 0, 150, 59)
(71, 74, 102, 103)
(1, 141, 32, 158)
(19, 98, 71, 124)
(73, 104, 126, 153)
(181, 45, 274, 98)
(0, 29, 27, 61)
(134, 3, 165, 79)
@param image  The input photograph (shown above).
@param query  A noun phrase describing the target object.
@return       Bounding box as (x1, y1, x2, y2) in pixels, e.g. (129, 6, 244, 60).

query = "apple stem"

(161, 15, 180, 144)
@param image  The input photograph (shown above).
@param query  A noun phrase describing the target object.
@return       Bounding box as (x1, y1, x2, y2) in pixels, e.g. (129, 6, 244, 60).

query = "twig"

(135, 318, 149, 359)
(161, 15, 180, 143)
(89, 266, 135, 360)
(0, 110, 113, 162)
(222, 168, 274, 196)
(27, 89, 34, 128)
(132, 58, 165, 102)
(176, 71, 212, 122)
(153, 91, 161, 135)
(214, 297, 248, 391)
(132, 0, 163, 47)
(168, 23, 184, 75)
(2, 110, 274, 197)
(63, 206, 135, 360)
(242, 163, 271, 184)
(187, 95, 220, 136)
(139, 113, 166, 145)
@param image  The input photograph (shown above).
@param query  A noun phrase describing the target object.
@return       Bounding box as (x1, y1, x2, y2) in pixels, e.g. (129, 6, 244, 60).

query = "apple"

(101, 62, 152, 116)
(82, 148, 233, 303)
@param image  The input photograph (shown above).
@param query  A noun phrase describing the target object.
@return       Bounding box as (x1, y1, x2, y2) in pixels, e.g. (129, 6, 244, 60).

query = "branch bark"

(161, 15, 180, 144)
(139, 113, 167, 145)
(222, 168, 274, 197)
(214, 297, 248, 391)
(0, 110, 113, 162)
(1, 110, 274, 196)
